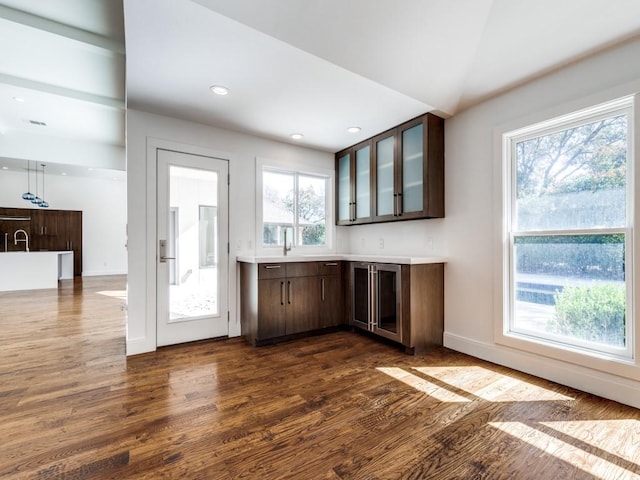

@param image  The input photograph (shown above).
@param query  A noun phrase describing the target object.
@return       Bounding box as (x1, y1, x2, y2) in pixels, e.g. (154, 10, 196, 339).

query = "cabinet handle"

(280, 281, 284, 305)
(321, 278, 325, 301)
(287, 281, 292, 305)
(264, 265, 281, 269)
(324, 262, 338, 266)
(397, 193, 403, 216)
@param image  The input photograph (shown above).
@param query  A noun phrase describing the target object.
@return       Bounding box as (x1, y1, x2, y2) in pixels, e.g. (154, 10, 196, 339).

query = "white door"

(156, 148, 229, 346)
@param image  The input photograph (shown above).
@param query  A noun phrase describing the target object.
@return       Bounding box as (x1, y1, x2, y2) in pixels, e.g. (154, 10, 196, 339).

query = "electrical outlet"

(361, 238, 365, 248)
(378, 238, 384, 249)
(247, 240, 253, 250)
(426, 236, 434, 250)
(236, 241, 242, 250)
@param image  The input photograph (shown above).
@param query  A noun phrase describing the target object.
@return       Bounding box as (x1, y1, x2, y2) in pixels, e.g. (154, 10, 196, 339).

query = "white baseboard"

(444, 332, 640, 410)
(126, 336, 155, 356)
(82, 269, 128, 277)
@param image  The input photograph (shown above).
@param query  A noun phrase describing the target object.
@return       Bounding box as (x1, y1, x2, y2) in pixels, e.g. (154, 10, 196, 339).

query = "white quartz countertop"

(1, 251, 72, 255)
(236, 254, 446, 265)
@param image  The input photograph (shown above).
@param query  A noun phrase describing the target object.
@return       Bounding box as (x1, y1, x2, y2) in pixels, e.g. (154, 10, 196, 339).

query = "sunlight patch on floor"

(376, 367, 470, 402)
(541, 419, 640, 465)
(412, 366, 574, 402)
(490, 421, 640, 480)
(96, 290, 127, 300)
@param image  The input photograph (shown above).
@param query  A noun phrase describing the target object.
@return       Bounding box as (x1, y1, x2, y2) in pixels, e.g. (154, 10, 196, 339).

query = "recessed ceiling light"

(61, 172, 67, 176)
(290, 133, 304, 140)
(88, 168, 94, 171)
(210, 85, 229, 96)
(12, 96, 24, 102)
(347, 126, 361, 133)
(1, 166, 8, 170)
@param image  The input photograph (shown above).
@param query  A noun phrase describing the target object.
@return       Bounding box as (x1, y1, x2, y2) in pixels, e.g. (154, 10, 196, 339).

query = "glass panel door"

(337, 152, 351, 223)
(157, 149, 229, 347)
(355, 145, 371, 220)
(376, 135, 395, 217)
(351, 262, 370, 329)
(374, 264, 402, 342)
(402, 123, 424, 214)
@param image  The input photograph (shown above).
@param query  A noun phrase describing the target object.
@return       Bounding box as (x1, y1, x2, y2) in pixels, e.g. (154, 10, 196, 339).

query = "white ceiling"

(0, 0, 125, 179)
(125, 0, 640, 152)
(1, 0, 640, 177)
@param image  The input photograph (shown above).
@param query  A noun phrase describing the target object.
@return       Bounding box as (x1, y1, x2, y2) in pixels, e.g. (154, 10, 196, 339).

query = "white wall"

(126, 109, 333, 355)
(0, 169, 127, 276)
(342, 38, 640, 408)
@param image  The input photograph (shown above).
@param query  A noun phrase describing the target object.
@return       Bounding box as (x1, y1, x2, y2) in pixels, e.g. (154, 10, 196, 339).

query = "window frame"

(496, 96, 637, 373)
(256, 157, 335, 256)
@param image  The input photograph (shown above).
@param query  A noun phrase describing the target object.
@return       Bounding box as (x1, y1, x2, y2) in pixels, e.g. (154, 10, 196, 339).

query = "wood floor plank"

(1, 275, 640, 479)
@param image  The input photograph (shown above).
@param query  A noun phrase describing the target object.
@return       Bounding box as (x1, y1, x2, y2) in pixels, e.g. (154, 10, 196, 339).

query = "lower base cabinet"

(240, 261, 344, 346)
(239, 259, 442, 353)
(348, 262, 444, 354)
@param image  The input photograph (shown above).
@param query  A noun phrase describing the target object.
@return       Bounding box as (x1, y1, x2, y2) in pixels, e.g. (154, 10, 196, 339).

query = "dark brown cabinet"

(0, 207, 82, 275)
(348, 261, 444, 354)
(336, 112, 444, 226)
(240, 261, 344, 346)
(318, 261, 343, 328)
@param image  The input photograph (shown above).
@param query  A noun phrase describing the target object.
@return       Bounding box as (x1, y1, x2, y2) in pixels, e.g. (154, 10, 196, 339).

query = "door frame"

(138, 137, 236, 352)
(156, 149, 229, 346)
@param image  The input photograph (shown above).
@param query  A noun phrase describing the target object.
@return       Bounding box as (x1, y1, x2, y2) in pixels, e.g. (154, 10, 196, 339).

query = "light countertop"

(236, 254, 446, 265)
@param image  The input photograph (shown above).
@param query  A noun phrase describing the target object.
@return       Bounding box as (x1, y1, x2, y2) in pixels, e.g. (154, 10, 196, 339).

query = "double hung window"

(504, 98, 633, 360)
(261, 168, 330, 249)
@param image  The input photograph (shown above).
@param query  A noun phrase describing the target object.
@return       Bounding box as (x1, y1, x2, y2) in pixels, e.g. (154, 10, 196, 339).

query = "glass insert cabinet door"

(355, 144, 371, 220)
(375, 135, 395, 217)
(401, 123, 424, 214)
(350, 262, 402, 343)
(337, 152, 351, 223)
(374, 264, 402, 342)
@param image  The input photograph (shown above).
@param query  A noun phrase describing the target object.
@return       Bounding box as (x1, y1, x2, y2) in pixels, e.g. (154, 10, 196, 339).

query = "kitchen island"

(0, 251, 74, 292)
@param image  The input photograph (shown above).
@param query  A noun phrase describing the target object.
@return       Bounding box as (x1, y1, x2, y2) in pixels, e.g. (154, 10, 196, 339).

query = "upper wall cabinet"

(335, 112, 444, 226)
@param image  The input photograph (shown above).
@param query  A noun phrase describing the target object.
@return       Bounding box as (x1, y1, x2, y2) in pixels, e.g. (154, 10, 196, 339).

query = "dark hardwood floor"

(1, 276, 639, 479)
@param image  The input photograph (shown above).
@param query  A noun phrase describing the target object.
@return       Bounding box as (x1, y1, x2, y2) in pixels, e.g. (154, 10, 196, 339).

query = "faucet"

(283, 229, 292, 256)
(14, 229, 29, 252)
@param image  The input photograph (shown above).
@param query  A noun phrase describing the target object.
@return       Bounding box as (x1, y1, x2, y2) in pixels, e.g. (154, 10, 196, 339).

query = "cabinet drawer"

(318, 261, 341, 276)
(286, 262, 319, 278)
(257, 263, 286, 279)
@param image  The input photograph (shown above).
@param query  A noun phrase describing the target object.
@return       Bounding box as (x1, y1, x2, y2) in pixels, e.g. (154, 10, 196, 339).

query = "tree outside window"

(262, 169, 327, 248)
(507, 105, 631, 357)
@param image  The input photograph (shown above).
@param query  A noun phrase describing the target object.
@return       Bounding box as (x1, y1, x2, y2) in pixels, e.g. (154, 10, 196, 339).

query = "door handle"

(159, 239, 175, 262)
(280, 281, 285, 305)
(321, 278, 325, 301)
(287, 281, 292, 305)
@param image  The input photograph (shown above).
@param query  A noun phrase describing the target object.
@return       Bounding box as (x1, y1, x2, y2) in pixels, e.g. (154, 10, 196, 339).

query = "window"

(262, 168, 330, 249)
(504, 98, 633, 360)
(199, 205, 217, 268)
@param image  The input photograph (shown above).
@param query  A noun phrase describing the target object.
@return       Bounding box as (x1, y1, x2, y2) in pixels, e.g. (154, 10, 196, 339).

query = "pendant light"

(21, 160, 35, 201)
(39, 164, 49, 208)
(31, 162, 43, 205)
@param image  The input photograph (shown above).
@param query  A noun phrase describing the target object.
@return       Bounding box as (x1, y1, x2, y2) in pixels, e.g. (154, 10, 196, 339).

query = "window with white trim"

(261, 168, 330, 249)
(504, 98, 633, 360)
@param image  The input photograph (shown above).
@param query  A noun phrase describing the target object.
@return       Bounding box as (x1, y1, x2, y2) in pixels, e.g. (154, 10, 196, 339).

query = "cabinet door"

(318, 261, 342, 327)
(399, 119, 424, 218)
(374, 264, 402, 343)
(373, 131, 397, 221)
(398, 113, 444, 219)
(336, 150, 352, 225)
(319, 274, 342, 327)
(354, 142, 372, 223)
(67, 211, 82, 275)
(257, 278, 287, 340)
(351, 263, 370, 330)
(285, 276, 319, 334)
